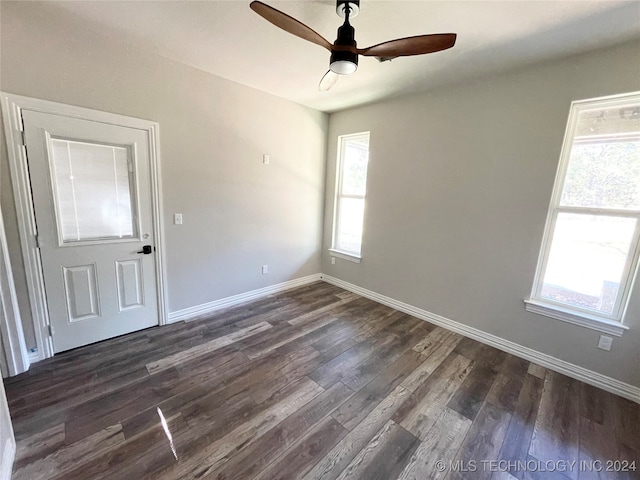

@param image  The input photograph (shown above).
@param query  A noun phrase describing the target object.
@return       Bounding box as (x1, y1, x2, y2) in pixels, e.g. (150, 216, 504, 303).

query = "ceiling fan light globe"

(329, 47, 358, 75)
(330, 60, 358, 75)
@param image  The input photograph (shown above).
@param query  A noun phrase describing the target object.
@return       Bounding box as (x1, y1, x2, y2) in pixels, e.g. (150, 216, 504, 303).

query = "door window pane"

(541, 213, 637, 315)
(50, 138, 137, 242)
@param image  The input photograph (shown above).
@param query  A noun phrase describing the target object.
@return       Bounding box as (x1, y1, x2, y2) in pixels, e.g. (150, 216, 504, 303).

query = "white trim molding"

(0, 376, 16, 480)
(27, 351, 40, 364)
(0, 92, 168, 364)
(524, 298, 629, 337)
(168, 274, 323, 323)
(321, 274, 640, 404)
(0, 208, 30, 377)
(328, 249, 361, 264)
(1, 437, 15, 480)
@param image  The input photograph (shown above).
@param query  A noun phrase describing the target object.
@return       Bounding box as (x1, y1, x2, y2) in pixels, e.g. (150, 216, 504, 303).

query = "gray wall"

(1, 2, 328, 350)
(323, 39, 640, 387)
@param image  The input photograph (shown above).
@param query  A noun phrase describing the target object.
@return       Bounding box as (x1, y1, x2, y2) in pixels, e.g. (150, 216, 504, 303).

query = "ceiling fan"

(249, 0, 457, 91)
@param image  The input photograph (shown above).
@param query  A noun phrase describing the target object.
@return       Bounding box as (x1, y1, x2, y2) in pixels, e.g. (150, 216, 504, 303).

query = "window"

(331, 132, 370, 261)
(526, 92, 640, 336)
(49, 138, 137, 243)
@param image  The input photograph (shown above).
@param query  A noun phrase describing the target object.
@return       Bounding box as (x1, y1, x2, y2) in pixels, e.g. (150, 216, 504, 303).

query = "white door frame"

(0, 206, 29, 377)
(1, 92, 168, 363)
(0, 374, 16, 480)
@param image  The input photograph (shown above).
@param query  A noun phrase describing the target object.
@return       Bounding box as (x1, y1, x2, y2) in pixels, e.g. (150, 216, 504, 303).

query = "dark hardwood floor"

(4, 281, 639, 479)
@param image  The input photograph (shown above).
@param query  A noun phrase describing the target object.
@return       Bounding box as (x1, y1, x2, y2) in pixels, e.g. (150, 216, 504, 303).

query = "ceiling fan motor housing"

(336, 0, 360, 18)
(330, 21, 358, 74)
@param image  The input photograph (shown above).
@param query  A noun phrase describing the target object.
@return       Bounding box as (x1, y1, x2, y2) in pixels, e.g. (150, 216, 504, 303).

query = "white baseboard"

(168, 274, 323, 323)
(320, 274, 640, 404)
(27, 350, 40, 364)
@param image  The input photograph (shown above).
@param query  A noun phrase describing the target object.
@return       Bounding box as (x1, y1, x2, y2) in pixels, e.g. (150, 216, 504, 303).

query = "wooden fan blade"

(250, 1, 332, 51)
(319, 70, 340, 91)
(358, 33, 457, 57)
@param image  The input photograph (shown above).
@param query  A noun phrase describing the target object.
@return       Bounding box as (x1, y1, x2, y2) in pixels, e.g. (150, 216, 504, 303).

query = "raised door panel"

(116, 259, 144, 311)
(63, 264, 100, 322)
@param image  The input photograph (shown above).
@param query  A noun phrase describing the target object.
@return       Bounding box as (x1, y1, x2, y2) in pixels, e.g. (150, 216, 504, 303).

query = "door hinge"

(47, 325, 53, 337)
(21, 130, 27, 146)
(128, 161, 134, 173)
(34, 235, 40, 248)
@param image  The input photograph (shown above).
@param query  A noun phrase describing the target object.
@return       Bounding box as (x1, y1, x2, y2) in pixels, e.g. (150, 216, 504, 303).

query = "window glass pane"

(50, 139, 136, 242)
(341, 141, 369, 196)
(336, 197, 365, 255)
(561, 102, 640, 210)
(541, 213, 636, 315)
(333, 132, 370, 256)
(560, 140, 640, 210)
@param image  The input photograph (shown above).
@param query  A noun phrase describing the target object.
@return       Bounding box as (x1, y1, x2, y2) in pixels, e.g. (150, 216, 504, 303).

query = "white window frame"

(330, 132, 370, 263)
(525, 92, 640, 337)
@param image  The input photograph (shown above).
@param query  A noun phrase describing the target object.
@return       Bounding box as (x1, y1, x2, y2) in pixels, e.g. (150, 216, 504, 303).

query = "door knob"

(137, 245, 153, 254)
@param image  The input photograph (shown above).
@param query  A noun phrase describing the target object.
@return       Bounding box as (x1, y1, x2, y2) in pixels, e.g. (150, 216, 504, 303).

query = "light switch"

(174, 213, 183, 225)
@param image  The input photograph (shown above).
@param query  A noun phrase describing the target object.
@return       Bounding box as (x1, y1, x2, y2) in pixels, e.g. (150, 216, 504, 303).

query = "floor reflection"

(157, 407, 178, 460)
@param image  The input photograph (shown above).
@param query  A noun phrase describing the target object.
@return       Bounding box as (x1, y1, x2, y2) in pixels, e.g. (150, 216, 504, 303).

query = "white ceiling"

(46, 0, 640, 113)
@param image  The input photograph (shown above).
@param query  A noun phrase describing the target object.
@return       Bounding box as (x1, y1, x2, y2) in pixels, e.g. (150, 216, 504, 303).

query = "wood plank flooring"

(4, 281, 639, 479)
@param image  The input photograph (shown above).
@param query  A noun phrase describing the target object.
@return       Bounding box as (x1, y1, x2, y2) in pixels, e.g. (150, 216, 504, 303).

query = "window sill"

(329, 249, 361, 264)
(524, 298, 629, 337)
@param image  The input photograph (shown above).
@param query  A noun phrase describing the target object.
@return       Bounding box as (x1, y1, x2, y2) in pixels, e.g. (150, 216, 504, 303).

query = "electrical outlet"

(174, 213, 183, 225)
(263, 154, 270, 165)
(262, 265, 268, 274)
(331, 257, 336, 265)
(597, 335, 613, 351)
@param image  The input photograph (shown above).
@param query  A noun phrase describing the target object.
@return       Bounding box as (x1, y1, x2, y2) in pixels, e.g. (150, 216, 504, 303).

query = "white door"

(22, 110, 159, 353)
